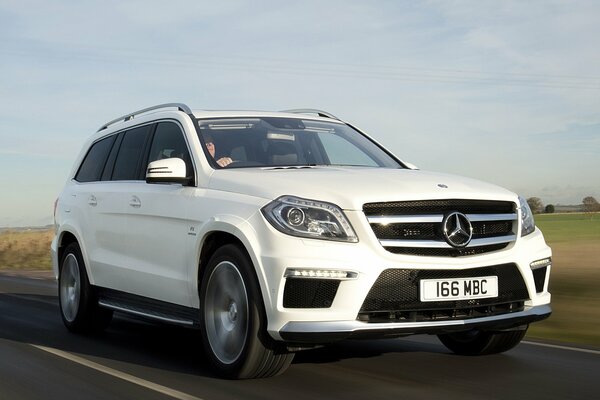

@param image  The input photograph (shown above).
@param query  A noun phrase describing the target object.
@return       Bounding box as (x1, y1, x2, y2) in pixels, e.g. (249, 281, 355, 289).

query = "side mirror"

(146, 158, 189, 184)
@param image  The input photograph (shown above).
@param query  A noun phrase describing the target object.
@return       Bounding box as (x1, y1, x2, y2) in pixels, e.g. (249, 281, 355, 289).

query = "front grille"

(364, 199, 517, 257)
(283, 279, 340, 308)
(358, 263, 529, 322)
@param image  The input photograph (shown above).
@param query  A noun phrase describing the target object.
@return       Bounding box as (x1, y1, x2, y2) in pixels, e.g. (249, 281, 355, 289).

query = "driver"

(203, 134, 233, 167)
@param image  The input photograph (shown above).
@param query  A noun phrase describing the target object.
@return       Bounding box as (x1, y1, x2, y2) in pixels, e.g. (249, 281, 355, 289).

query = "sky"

(0, 0, 599, 227)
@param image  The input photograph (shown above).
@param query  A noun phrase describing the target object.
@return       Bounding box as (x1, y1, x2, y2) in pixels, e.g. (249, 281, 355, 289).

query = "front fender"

(191, 213, 274, 310)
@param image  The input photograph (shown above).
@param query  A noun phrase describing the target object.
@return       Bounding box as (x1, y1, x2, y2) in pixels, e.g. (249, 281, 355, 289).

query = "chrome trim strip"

(467, 213, 518, 222)
(367, 215, 443, 224)
(380, 234, 516, 248)
(279, 304, 551, 334)
(368, 213, 516, 225)
(380, 239, 453, 248)
(98, 301, 195, 326)
(470, 234, 516, 246)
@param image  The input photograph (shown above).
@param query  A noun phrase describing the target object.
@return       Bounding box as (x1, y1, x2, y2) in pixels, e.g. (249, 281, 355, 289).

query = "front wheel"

(200, 244, 294, 379)
(438, 327, 527, 356)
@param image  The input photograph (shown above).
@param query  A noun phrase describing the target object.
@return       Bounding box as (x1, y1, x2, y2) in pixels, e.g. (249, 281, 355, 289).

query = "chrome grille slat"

(367, 215, 443, 224)
(379, 234, 516, 249)
(367, 213, 517, 224)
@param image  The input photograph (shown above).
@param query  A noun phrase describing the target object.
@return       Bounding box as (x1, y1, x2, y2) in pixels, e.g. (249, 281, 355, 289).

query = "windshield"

(197, 117, 403, 169)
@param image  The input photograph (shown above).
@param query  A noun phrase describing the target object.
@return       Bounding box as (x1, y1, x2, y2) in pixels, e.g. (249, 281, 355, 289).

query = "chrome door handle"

(129, 196, 141, 208)
(88, 195, 97, 206)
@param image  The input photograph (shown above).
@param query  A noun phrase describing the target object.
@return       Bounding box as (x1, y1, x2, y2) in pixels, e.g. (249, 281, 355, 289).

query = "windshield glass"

(197, 117, 402, 169)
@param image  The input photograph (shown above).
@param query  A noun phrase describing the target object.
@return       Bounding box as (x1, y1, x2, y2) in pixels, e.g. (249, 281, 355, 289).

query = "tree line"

(527, 196, 600, 214)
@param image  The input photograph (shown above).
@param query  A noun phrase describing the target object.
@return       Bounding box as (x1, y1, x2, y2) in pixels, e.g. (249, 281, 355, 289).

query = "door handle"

(129, 196, 141, 208)
(88, 195, 97, 207)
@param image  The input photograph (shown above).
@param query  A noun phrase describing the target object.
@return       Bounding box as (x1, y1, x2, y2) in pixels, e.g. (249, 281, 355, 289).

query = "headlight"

(262, 196, 358, 242)
(519, 196, 535, 236)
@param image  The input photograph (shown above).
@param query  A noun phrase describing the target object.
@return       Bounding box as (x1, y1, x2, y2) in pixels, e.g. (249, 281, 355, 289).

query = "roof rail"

(281, 109, 340, 120)
(97, 103, 193, 132)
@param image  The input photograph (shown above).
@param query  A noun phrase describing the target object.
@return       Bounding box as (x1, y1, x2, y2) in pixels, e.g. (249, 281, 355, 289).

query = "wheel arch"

(55, 226, 95, 284)
(195, 220, 273, 313)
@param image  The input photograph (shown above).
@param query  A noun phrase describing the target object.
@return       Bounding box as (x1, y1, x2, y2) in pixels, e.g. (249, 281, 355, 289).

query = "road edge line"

(522, 341, 600, 355)
(32, 344, 204, 400)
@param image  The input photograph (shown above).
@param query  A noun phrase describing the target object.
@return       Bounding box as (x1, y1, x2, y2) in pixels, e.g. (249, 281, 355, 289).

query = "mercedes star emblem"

(442, 212, 473, 248)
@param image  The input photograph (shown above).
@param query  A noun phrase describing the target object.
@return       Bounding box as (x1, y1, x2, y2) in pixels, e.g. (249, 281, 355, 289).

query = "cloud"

(1, 1, 600, 225)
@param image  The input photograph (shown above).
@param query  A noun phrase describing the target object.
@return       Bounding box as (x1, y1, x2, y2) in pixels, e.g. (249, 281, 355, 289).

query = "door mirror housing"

(146, 158, 189, 184)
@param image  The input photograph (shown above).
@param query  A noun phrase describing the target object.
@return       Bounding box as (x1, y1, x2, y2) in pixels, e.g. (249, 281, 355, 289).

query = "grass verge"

(0, 229, 53, 270)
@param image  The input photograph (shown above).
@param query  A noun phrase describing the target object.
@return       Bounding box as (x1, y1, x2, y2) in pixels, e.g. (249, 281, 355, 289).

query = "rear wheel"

(58, 242, 112, 333)
(200, 244, 294, 379)
(438, 327, 527, 356)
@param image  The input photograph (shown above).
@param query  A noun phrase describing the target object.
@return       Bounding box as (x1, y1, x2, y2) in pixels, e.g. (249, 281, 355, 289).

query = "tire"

(438, 327, 527, 356)
(200, 244, 294, 379)
(58, 242, 113, 333)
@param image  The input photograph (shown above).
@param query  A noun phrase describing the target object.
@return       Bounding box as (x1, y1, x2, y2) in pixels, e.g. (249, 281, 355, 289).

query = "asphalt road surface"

(1, 273, 598, 400)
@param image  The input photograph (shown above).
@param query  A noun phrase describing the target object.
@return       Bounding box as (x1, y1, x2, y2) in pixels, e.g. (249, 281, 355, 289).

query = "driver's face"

(206, 141, 215, 157)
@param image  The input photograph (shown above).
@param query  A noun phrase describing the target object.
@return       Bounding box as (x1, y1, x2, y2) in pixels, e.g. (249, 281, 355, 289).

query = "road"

(0, 273, 598, 400)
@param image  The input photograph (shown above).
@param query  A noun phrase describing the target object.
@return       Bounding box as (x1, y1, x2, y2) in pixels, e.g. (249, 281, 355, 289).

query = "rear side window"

(112, 125, 152, 181)
(75, 135, 116, 182)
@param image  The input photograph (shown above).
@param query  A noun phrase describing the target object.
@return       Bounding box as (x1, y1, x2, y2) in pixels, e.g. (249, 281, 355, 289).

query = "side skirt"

(95, 286, 199, 327)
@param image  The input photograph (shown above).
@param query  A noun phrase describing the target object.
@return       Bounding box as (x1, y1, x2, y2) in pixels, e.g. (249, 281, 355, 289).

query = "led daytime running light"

(530, 258, 552, 269)
(284, 268, 358, 280)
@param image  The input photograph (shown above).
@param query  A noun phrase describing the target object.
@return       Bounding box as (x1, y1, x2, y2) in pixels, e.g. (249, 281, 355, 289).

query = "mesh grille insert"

(283, 279, 340, 308)
(532, 267, 547, 293)
(363, 199, 515, 216)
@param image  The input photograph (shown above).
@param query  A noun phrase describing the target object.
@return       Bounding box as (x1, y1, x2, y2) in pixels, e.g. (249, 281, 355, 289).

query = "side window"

(148, 122, 193, 178)
(112, 125, 152, 181)
(75, 135, 116, 182)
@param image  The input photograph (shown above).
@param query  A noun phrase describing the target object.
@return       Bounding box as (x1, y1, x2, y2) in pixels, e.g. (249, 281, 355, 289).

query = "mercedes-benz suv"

(52, 103, 551, 378)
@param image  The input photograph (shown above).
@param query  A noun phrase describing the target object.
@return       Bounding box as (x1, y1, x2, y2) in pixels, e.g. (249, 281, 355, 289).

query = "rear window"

(75, 135, 116, 182)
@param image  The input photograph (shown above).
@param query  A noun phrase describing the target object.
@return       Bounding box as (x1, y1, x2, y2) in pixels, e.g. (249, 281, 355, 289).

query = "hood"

(207, 167, 518, 210)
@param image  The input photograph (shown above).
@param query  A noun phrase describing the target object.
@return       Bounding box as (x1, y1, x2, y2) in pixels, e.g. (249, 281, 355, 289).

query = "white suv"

(52, 103, 551, 378)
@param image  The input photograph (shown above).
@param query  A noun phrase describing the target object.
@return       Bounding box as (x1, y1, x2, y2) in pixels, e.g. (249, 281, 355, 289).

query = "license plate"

(420, 276, 498, 302)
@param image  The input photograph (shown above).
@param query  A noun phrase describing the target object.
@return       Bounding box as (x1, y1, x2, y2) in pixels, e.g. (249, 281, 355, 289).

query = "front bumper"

(279, 304, 551, 343)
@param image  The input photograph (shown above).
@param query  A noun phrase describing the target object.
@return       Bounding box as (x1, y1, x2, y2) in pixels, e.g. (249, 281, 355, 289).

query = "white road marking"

(522, 341, 600, 355)
(32, 345, 204, 400)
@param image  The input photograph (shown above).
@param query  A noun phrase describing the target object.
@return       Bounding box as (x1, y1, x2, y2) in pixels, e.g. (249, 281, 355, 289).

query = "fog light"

(530, 258, 552, 269)
(284, 268, 358, 280)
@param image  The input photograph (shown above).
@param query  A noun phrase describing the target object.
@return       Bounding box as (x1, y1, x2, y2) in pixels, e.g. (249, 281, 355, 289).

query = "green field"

(534, 212, 600, 243)
(1, 213, 599, 347)
(527, 213, 600, 346)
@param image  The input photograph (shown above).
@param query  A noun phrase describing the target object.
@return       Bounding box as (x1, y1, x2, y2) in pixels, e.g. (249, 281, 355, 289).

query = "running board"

(96, 287, 199, 327)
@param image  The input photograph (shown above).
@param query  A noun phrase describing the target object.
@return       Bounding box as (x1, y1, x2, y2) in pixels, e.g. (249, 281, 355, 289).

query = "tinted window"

(75, 135, 116, 182)
(112, 125, 152, 180)
(101, 132, 124, 181)
(148, 122, 193, 178)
